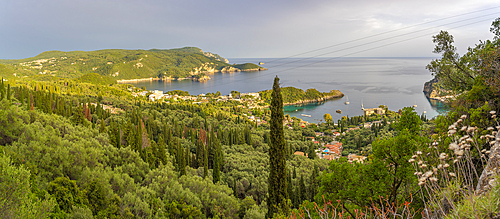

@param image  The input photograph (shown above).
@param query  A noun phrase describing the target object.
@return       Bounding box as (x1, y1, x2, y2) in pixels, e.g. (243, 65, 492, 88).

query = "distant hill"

(0, 47, 266, 82)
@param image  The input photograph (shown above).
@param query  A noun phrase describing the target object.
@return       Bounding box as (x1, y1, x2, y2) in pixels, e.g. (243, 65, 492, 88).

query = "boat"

(336, 109, 341, 114)
(344, 95, 350, 105)
(259, 62, 265, 65)
(301, 114, 311, 117)
(413, 104, 417, 108)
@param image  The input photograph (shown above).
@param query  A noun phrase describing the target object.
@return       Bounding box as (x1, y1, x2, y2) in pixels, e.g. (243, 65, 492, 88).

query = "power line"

(183, 16, 497, 93)
(264, 12, 499, 70)
(263, 6, 500, 65)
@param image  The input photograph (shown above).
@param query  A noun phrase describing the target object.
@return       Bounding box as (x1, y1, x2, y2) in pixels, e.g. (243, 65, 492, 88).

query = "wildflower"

(433, 167, 438, 173)
(460, 114, 467, 119)
(493, 115, 497, 119)
(416, 151, 422, 155)
(453, 159, 459, 164)
(412, 155, 418, 159)
(457, 118, 463, 123)
(437, 164, 443, 169)
(486, 151, 491, 154)
(467, 126, 475, 133)
(443, 163, 450, 168)
(418, 181, 426, 186)
(418, 160, 423, 165)
(448, 130, 456, 135)
(488, 127, 495, 131)
(408, 158, 415, 163)
(432, 141, 438, 146)
(461, 126, 467, 131)
(424, 171, 433, 177)
(449, 142, 458, 150)
(439, 153, 447, 160)
(448, 124, 456, 130)
(466, 138, 473, 143)
(496, 126, 500, 130)
(490, 111, 497, 115)
(449, 172, 456, 177)
(490, 141, 496, 146)
(429, 177, 438, 182)
(421, 164, 428, 168)
(482, 149, 487, 153)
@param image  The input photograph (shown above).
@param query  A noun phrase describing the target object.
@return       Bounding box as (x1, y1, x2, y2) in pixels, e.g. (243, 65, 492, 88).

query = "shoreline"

(117, 68, 267, 84)
(283, 92, 344, 106)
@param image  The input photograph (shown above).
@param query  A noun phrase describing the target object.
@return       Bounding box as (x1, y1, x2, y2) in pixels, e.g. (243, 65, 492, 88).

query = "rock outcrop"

(221, 66, 241, 73)
(476, 131, 500, 195)
(423, 77, 454, 102)
(203, 52, 229, 64)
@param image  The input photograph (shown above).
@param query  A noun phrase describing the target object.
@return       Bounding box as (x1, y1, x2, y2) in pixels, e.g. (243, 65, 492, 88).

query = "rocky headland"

(283, 90, 344, 106)
(423, 77, 454, 102)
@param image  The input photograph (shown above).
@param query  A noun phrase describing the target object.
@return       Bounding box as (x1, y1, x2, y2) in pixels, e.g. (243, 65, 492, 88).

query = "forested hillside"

(1, 18, 500, 219)
(0, 47, 265, 81)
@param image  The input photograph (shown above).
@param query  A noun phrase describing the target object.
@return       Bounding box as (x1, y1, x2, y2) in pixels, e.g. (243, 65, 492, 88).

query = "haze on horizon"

(1, 0, 499, 60)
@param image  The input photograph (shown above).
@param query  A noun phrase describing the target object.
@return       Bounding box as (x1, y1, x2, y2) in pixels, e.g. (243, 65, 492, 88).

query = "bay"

(130, 57, 448, 123)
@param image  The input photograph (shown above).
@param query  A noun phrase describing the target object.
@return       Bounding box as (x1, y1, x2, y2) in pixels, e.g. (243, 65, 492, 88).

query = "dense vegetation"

(1, 18, 500, 219)
(0, 47, 265, 81)
(259, 87, 343, 104)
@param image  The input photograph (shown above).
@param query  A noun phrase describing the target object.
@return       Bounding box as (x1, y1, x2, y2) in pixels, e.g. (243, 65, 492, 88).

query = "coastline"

(283, 91, 344, 106)
(117, 68, 267, 84)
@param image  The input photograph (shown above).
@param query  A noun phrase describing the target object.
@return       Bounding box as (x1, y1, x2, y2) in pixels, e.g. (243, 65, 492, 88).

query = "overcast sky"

(1, 0, 498, 59)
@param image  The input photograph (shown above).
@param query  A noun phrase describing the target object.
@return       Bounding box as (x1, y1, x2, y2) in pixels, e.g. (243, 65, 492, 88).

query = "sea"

(130, 57, 448, 123)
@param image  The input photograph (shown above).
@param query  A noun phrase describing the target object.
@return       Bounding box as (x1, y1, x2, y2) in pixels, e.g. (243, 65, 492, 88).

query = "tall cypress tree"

(267, 76, 289, 217)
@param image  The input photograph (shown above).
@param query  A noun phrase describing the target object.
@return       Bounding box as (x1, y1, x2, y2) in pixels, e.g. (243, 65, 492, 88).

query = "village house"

(363, 107, 385, 116)
(348, 154, 367, 163)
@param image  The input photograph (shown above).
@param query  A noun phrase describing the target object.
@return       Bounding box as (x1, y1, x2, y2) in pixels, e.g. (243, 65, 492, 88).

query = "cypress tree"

(267, 76, 289, 217)
(213, 146, 220, 184)
(309, 164, 319, 201)
(299, 175, 307, 205)
(203, 145, 208, 179)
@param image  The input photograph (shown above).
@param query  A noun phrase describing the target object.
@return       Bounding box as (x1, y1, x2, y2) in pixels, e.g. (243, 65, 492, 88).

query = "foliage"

(260, 87, 343, 104)
(268, 76, 289, 217)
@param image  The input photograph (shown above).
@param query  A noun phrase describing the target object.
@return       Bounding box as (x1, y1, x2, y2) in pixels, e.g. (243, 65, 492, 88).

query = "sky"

(1, 0, 499, 59)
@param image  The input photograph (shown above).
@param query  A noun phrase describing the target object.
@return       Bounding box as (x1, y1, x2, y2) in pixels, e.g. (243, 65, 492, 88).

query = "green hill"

(0, 47, 266, 81)
(259, 87, 344, 104)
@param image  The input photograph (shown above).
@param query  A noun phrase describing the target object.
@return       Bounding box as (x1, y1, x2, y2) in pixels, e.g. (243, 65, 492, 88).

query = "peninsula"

(259, 87, 344, 106)
(0, 47, 266, 83)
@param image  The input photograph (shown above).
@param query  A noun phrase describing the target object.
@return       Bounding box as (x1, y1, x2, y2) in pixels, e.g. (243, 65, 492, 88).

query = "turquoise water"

(131, 57, 448, 122)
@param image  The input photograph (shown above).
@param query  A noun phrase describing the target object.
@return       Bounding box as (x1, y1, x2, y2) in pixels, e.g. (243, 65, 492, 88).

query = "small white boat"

(345, 95, 350, 105)
(301, 114, 311, 117)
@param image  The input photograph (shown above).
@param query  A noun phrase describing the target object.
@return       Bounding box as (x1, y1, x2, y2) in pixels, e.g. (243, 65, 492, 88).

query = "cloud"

(1, 0, 498, 59)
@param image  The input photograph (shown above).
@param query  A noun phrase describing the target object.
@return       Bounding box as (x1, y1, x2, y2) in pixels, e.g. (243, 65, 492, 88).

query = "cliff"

(423, 77, 453, 102)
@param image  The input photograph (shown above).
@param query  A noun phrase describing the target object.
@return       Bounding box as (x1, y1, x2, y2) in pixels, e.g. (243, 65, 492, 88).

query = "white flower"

(492, 115, 497, 119)
(443, 163, 450, 168)
(418, 160, 423, 165)
(466, 138, 473, 143)
(449, 172, 456, 177)
(421, 164, 428, 168)
(449, 142, 458, 150)
(439, 153, 447, 160)
(496, 126, 500, 130)
(490, 141, 496, 146)
(482, 149, 487, 153)
(412, 155, 418, 159)
(467, 127, 475, 133)
(457, 119, 463, 123)
(461, 126, 467, 131)
(437, 164, 443, 169)
(488, 127, 495, 131)
(416, 151, 422, 155)
(448, 125, 456, 130)
(424, 171, 433, 177)
(432, 141, 438, 146)
(448, 130, 456, 135)
(418, 181, 426, 186)
(490, 111, 497, 115)
(429, 177, 438, 182)
(408, 158, 415, 163)
(460, 115, 467, 119)
(486, 151, 491, 154)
